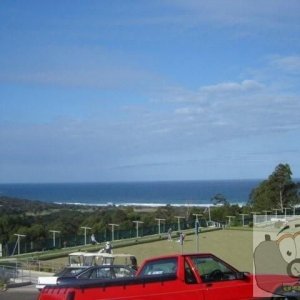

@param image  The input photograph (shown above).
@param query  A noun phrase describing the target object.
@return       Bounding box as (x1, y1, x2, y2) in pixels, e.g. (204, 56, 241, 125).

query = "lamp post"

(226, 216, 235, 227)
(13, 234, 26, 255)
(251, 212, 260, 226)
(175, 216, 185, 232)
(239, 214, 248, 227)
(208, 206, 211, 222)
(49, 230, 60, 248)
(193, 214, 202, 252)
(283, 207, 291, 221)
(108, 224, 119, 241)
(273, 209, 282, 218)
(155, 218, 165, 235)
(133, 221, 144, 239)
(291, 206, 296, 217)
(80, 226, 91, 245)
(263, 210, 271, 223)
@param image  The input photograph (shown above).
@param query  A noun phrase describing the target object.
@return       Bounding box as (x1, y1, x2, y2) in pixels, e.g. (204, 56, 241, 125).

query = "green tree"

(211, 193, 229, 206)
(249, 163, 299, 211)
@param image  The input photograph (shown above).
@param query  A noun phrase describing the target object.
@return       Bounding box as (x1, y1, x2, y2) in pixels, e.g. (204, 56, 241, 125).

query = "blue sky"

(1, 0, 300, 183)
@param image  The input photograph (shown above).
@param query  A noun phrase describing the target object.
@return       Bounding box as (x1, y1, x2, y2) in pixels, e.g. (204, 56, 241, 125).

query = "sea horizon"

(0, 179, 263, 207)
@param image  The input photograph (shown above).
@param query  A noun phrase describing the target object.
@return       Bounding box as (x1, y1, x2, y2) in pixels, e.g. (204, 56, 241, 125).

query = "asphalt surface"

(0, 284, 39, 300)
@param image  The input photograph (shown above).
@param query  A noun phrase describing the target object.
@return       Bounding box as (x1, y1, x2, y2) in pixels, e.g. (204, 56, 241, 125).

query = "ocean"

(0, 179, 261, 207)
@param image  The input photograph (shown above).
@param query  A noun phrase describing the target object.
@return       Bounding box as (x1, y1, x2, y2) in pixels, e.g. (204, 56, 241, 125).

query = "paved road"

(0, 285, 39, 300)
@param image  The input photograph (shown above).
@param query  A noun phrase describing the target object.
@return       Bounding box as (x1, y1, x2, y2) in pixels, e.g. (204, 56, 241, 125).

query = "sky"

(0, 0, 300, 183)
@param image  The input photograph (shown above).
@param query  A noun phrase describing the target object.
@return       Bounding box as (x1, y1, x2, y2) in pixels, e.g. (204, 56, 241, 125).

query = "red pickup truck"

(37, 253, 297, 300)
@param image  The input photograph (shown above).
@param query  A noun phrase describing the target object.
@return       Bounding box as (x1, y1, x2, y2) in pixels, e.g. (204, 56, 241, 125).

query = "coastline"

(0, 179, 257, 207)
(54, 201, 247, 208)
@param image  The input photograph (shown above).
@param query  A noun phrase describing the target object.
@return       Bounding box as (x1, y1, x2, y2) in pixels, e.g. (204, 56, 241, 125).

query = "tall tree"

(211, 193, 229, 206)
(249, 163, 299, 211)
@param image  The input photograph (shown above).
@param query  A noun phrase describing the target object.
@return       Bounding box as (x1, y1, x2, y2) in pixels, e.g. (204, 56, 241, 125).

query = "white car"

(36, 266, 88, 290)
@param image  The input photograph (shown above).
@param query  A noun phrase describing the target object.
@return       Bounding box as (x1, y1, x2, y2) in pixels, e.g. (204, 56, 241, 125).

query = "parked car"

(36, 252, 137, 290)
(36, 266, 89, 290)
(57, 264, 136, 285)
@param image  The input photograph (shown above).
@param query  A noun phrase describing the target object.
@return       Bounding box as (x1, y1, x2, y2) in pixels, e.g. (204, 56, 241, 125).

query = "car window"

(191, 257, 237, 282)
(113, 267, 134, 278)
(78, 269, 93, 279)
(56, 267, 86, 277)
(98, 268, 113, 278)
(139, 258, 177, 276)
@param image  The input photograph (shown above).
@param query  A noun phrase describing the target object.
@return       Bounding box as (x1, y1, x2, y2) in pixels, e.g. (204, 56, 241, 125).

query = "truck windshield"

(191, 256, 237, 282)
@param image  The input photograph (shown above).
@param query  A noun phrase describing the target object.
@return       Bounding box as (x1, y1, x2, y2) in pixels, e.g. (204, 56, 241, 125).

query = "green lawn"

(43, 229, 254, 273)
(111, 229, 253, 272)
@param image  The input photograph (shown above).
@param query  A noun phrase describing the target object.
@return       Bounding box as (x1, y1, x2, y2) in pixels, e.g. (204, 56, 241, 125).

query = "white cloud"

(153, 65, 300, 146)
(174, 107, 204, 115)
(200, 80, 264, 94)
(166, 0, 300, 31)
(269, 55, 300, 73)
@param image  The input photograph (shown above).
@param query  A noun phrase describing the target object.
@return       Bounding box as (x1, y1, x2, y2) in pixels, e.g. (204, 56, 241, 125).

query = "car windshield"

(190, 256, 238, 282)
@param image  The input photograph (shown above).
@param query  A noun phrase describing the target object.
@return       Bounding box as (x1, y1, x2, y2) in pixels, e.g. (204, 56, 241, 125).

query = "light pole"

(81, 226, 91, 245)
(108, 224, 119, 241)
(133, 221, 144, 239)
(13, 234, 26, 255)
(291, 206, 296, 217)
(251, 212, 260, 226)
(208, 206, 211, 222)
(175, 216, 185, 232)
(239, 214, 248, 227)
(193, 213, 202, 221)
(273, 209, 282, 218)
(283, 207, 291, 221)
(193, 214, 202, 252)
(226, 216, 235, 227)
(263, 210, 271, 223)
(155, 218, 165, 235)
(49, 230, 60, 248)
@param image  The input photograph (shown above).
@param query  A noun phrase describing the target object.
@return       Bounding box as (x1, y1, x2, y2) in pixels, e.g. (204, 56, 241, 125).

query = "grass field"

(119, 229, 254, 272)
(48, 229, 254, 273)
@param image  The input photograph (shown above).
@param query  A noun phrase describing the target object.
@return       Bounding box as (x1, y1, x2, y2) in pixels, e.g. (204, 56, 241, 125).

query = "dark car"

(56, 264, 136, 285)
